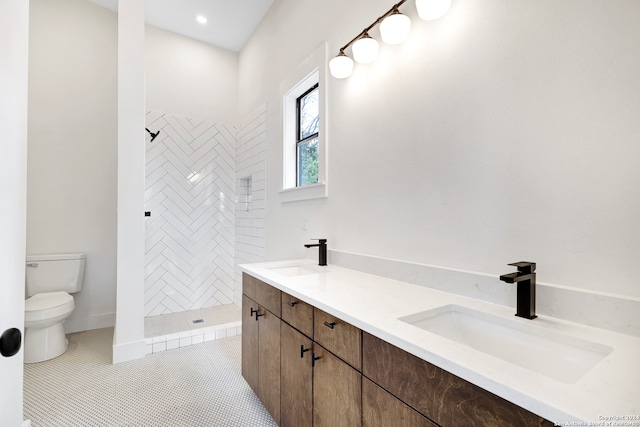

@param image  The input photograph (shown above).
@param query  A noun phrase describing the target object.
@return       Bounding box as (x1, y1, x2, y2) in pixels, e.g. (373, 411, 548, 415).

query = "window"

(296, 83, 319, 187)
(280, 43, 328, 203)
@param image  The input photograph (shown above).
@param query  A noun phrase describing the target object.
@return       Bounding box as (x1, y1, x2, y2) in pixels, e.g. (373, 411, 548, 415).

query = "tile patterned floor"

(24, 327, 277, 427)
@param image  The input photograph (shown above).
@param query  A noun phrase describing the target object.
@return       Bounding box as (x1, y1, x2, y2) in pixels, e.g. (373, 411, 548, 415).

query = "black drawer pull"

(250, 307, 258, 316)
(312, 353, 321, 367)
(323, 321, 336, 329)
(287, 301, 298, 307)
(300, 345, 310, 358)
(255, 311, 265, 321)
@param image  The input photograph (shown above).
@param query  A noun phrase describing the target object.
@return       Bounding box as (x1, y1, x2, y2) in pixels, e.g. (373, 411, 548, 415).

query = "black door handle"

(0, 328, 22, 358)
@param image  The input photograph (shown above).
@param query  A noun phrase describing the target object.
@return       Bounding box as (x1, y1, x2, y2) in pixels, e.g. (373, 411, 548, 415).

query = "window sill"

(279, 182, 327, 203)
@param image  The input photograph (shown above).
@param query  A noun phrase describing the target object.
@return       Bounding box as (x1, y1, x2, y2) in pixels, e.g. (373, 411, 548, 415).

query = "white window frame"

(280, 43, 328, 203)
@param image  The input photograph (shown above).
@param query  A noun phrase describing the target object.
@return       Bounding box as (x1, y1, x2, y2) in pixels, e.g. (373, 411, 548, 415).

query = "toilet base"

(24, 321, 69, 363)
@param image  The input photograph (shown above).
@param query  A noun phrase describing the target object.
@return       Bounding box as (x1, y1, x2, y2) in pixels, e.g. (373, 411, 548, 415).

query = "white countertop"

(240, 259, 640, 425)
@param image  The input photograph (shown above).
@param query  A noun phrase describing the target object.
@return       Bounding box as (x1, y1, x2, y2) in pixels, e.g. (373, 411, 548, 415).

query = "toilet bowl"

(24, 292, 75, 363)
(24, 253, 85, 363)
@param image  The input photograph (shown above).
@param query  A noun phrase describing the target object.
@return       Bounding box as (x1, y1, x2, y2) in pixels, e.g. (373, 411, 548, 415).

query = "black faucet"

(499, 262, 537, 319)
(304, 239, 327, 266)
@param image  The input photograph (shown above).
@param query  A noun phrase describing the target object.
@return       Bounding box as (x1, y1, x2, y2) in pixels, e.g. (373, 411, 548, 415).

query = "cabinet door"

(313, 344, 362, 427)
(281, 322, 313, 427)
(314, 307, 361, 370)
(363, 378, 436, 427)
(241, 294, 259, 394)
(257, 306, 281, 425)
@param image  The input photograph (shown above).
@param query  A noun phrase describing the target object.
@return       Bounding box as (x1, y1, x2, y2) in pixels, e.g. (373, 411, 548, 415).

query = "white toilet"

(24, 253, 86, 363)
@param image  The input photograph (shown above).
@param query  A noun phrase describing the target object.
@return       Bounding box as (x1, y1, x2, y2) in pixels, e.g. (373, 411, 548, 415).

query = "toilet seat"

(25, 291, 74, 323)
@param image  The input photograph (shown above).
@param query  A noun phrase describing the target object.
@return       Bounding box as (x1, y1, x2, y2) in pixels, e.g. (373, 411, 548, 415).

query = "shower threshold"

(144, 304, 241, 355)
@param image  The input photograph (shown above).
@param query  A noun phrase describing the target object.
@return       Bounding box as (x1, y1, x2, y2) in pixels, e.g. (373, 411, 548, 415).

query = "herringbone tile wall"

(144, 112, 237, 316)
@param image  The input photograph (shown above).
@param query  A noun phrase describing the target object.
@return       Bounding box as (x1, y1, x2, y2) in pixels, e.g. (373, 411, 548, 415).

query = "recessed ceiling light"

(196, 15, 207, 24)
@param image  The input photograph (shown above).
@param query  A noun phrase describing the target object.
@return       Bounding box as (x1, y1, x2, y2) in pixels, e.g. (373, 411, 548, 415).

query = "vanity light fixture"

(380, 7, 412, 45)
(415, 0, 452, 21)
(329, 0, 452, 79)
(352, 32, 379, 64)
(196, 15, 207, 24)
(328, 51, 355, 79)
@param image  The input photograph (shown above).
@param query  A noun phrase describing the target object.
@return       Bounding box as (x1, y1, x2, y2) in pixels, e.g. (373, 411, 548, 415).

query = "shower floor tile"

(144, 304, 241, 355)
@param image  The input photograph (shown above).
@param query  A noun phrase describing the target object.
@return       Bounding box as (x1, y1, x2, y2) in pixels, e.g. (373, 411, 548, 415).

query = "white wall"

(27, 0, 118, 332)
(113, 0, 146, 364)
(146, 25, 239, 124)
(234, 104, 268, 305)
(238, 0, 640, 298)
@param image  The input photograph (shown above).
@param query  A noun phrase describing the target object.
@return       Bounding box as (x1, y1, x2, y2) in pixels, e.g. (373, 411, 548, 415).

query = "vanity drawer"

(281, 292, 314, 338)
(243, 273, 281, 317)
(314, 307, 361, 371)
(362, 333, 553, 427)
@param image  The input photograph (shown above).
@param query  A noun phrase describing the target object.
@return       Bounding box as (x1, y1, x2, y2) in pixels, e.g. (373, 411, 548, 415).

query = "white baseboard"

(64, 312, 115, 334)
(112, 337, 146, 364)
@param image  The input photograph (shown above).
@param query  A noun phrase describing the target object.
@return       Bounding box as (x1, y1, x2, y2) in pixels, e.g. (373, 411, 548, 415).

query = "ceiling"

(89, 0, 274, 52)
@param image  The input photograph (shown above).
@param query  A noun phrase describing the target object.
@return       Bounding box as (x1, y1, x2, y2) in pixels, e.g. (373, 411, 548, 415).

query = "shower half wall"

(144, 111, 236, 318)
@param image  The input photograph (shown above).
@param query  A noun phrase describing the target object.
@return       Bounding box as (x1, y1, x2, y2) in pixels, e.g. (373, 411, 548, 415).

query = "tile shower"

(143, 107, 266, 354)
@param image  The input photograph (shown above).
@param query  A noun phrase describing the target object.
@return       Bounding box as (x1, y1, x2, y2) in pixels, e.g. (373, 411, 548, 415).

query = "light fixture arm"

(338, 0, 408, 53)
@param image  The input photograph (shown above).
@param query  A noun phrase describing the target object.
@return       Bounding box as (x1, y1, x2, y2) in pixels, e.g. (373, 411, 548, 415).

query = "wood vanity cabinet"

(363, 378, 436, 427)
(243, 273, 552, 427)
(241, 274, 282, 424)
(280, 299, 362, 427)
(362, 332, 553, 427)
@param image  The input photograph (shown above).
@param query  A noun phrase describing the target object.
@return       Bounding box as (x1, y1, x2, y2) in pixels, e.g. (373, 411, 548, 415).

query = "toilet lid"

(25, 292, 73, 311)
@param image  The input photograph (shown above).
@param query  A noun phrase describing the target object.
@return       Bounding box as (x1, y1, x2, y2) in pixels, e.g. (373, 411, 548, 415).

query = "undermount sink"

(265, 263, 325, 277)
(399, 304, 613, 383)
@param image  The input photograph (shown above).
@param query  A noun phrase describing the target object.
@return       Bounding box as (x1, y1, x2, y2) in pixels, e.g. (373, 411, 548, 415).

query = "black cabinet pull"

(300, 345, 310, 358)
(323, 321, 336, 329)
(250, 307, 264, 321)
(312, 353, 321, 367)
(287, 301, 298, 307)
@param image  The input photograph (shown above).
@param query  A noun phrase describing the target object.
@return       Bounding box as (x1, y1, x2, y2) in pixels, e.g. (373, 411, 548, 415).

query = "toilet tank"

(25, 253, 86, 298)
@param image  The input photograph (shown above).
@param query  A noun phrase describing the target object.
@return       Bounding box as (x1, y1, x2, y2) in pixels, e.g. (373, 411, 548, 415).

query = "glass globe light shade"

(329, 52, 354, 79)
(380, 11, 411, 45)
(352, 33, 379, 64)
(415, 0, 452, 21)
